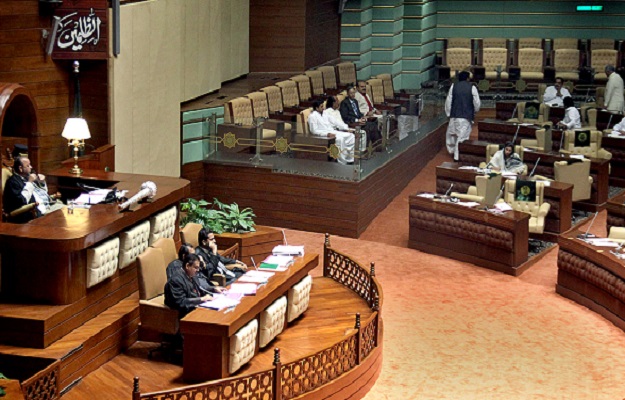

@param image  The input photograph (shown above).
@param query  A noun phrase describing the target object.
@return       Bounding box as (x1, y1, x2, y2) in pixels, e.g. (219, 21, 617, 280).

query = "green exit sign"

(576, 5, 604, 12)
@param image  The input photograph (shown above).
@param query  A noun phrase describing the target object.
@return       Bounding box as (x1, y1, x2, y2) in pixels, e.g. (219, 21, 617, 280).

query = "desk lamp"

(62, 117, 91, 175)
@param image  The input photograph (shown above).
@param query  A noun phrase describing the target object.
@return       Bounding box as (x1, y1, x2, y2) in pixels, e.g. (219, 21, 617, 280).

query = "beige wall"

(110, 0, 250, 176)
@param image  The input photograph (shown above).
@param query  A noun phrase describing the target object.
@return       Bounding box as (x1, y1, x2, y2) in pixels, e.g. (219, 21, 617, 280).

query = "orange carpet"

(285, 133, 625, 399)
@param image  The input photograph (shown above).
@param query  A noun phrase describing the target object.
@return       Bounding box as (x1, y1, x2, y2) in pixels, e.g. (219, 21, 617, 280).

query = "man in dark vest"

(445, 71, 481, 161)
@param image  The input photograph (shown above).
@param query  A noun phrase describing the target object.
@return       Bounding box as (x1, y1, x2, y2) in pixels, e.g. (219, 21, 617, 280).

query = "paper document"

(458, 166, 479, 170)
(456, 201, 481, 208)
(238, 270, 274, 284)
(199, 293, 242, 311)
(417, 193, 435, 199)
(569, 154, 585, 160)
(260, 255, 294, 271)
(273, 245, 305, 256)
(494, 203, 513, 212)
(585, 238, 620, 247)
(228, 283, 258, 295)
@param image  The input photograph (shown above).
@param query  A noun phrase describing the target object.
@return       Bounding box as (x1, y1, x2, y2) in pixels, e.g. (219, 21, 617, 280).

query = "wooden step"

(0, 292, 139, 394)
(0, 265, 138, 348)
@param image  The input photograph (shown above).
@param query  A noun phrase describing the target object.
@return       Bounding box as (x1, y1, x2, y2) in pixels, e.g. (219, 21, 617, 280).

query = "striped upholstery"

(447, 37, 470, 48)
(518, 48, 544, 79)
(246, 91, 292, 132)
(225, 97, 253, 125)
(87, 237, 120, 288)
(553, 38, 577, 50)
(336, 61, 357, 87)
(482, 38, 506, 48)
(592, 49, 618, 81)
(291, 75, 313, 102)
(483, 48, 509, 80)
(554, 49, 580, 81)
(318, 66, 338, 90)
(519, 37, 542, 49)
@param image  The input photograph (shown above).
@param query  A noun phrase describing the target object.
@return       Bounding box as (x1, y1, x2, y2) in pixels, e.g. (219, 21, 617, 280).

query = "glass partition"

(181, 86, 446, 182)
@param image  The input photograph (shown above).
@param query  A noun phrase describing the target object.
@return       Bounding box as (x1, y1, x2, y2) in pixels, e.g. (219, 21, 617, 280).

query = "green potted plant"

(179, 198, 225, 233)
(212, 198, 256, 233)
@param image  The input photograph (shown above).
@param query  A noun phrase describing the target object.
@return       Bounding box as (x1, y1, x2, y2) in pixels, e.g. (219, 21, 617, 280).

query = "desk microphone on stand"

(529, 157, 541, 177)
(510, 102, 519, 122)
(444, 183, 454, 197)
(512, 124, 521, 144)
(607, 113, 614, 131)
(559, 127, 566, 155)
(577, 211, 599, 239)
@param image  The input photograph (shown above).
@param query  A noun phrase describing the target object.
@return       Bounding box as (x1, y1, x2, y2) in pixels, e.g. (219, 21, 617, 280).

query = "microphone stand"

(529, 157, 541, 177)
(578, 211, 599, 239)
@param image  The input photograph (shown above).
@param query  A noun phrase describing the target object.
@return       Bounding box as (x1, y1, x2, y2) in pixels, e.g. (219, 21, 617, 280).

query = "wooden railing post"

(354, 313, 361, 365)
(323, 233, 331, 277)
(133, 377, 141, 400)
(369, 262, 376, 309)
(273, 348, 282, 400)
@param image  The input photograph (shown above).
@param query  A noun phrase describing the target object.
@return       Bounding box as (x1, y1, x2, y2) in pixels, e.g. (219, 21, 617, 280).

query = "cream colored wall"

(110, 0, 250, 176)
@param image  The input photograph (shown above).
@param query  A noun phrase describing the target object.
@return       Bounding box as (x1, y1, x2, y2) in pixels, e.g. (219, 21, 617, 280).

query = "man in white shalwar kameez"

(445, 71, 481, 161)
(308, 100, 355, 165)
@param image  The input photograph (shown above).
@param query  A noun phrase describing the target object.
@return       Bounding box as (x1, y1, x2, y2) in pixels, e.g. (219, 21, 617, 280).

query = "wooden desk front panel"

(435, 162, 573, 234)
(478, 119, 541, 146)
(602, 135, 625, 187)
(181, 253, 319, 382)
(606, 191, 625, 233)
(408, 195, 529, 275)
(0, 171, 190, 305)
(557, 234, 625, 333)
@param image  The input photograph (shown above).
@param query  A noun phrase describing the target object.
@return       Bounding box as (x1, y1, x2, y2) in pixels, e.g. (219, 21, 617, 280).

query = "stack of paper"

(238, 270, 274, 284)
(198, 292, 242, 311)
(273, 245, 305, 257)
(228, 283, 258, 296)
(259, 255, 294, 271)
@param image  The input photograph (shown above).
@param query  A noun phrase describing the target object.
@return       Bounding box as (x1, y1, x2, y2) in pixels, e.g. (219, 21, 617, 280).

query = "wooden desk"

(435, 162, 573, 237)
(408, 195, 530, 276)
(180, 253, 319, 382)
(478, 118, 543, 145)
(606, 191, 625, 233)
(0, 169, 190, 304)
(457, 140, 610, 211)
(557, 233, 625, 333)
(494, 102, 565, 125)
(601, 134, 625, 187)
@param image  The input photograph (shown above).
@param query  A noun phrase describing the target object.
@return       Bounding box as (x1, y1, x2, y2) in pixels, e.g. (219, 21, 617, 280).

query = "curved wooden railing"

(132, 234, 383, 400)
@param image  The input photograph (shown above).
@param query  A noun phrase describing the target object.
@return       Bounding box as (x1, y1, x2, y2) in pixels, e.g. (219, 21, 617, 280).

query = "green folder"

(259, 262, 280, 270)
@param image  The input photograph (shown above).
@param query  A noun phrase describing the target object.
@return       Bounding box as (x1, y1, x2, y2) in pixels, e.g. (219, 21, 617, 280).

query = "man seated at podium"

(195, 228, 247, 286)
(489, 142, 525, 175)
(164, 253, 213, 318)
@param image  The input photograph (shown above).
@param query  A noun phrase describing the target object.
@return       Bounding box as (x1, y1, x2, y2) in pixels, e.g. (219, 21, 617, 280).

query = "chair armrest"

(588, 176, 594, 184)
(211, 274, 226, 288)
(467, 185, 478, 196)
(598, 149, 613, 160)
(520, 139, 539, 148)
(538, 202, 551, 218)
(533, 175, 553, 181)
(9, 203, 38, 218)
(218, 243, 240, 260)
(451, 193, 484, 203)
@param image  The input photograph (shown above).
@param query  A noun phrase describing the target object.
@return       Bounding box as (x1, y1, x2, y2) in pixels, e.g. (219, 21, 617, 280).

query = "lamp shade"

(61, 118, 91, 140)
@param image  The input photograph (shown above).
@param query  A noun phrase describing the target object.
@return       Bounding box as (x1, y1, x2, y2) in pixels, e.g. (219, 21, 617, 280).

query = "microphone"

(584, 87, 591, 104)
(118, 181, 157, 211)
(512, 124, 521, 144)
(578, 211, 599, 239)
(529, 157, 541, 177)
(608, 113, 614, 130)
(492, 184, 505, 205)
(444, 183, 454, 197)
(510, 102, 519, 122)
(559, 129, 566, 154)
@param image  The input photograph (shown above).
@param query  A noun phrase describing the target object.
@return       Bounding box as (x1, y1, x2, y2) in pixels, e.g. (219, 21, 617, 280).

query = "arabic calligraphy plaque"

(52, 0, 108, 60)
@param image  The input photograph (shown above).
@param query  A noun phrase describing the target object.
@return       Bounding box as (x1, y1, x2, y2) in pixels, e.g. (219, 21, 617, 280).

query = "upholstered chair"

(554, 159, 593, 202)
(446, 48, 472, 78)
(520, 128, 552, 152)
(591, 49, 618, 81)
(137, 247, 180, 358)
(518, 48, 545, 80)
(561, 130, 612, 160)
(591, 38, 615, 51)
(229, 319, 258, 373)
(151, 237, 177, 266)
(508, 101, 550, 124)
(224, 97, 277, 141)
(553, 38, 578, 50)
(246, 91, 291, 134)
(519, 38, 543, 49)
(500, 180, 550, 234)
(336, 61, 357, 87)
(290, 74, 313, 102)
(483, 47, 509, 80)
(554, 49, 580, 81)
(276, 80, 302, 109)
(451, 174, 503, 206)
(608, 227, 625, 242)
(149, 206, 177, 245)
(318, 66, 338, 91)
(479, 144, 528, 174)
(305, 70, 325, 96)
(447, 37, 471, 48)
(482, 38, 506, 49)
(179, 222, 202, 248)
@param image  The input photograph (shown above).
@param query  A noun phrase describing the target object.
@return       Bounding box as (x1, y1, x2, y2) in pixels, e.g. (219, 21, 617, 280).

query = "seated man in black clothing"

(167, 243, 223, 295)
(3, 156, 40, 223)
(339, 86, 382, 147)
(195, 228, 247, 286)
(164, 254, 212, 318)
